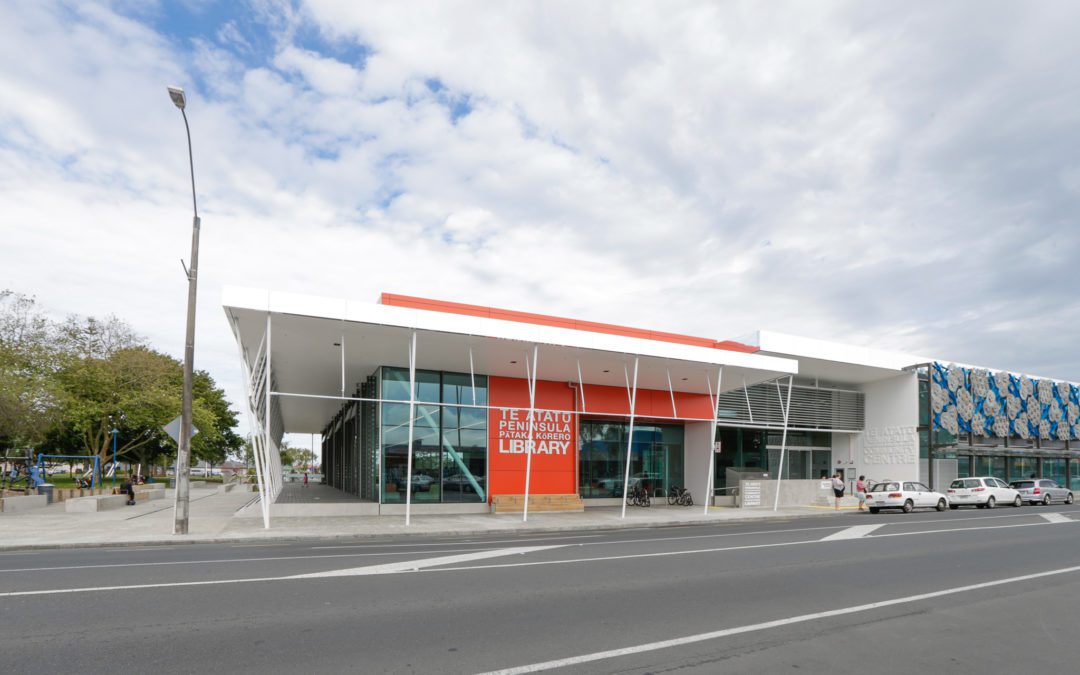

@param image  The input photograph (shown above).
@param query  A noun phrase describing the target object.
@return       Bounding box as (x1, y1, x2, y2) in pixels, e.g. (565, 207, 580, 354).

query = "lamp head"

(167, 86, 187, 110)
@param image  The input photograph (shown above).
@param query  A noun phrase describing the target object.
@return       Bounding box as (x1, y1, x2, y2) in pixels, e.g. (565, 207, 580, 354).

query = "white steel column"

(404, 331, 417, 526)
(468, 346, 477, 406)
(261, 313, 272, 528)
(772, 375, 795, 512)
(704, 367, 723, 515)
(742, 377, 754, 424)
(619, 357, 640, 519)
(666, 369, 678, 418)
(522, 345, 539, 522)
(576, 359, 587, 410)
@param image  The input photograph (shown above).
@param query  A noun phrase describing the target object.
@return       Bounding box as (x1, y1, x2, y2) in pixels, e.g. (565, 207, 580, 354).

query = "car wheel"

(986, 496, 996, 509)
(902, 499, 914, 514)
(869, 507, 879, 514)
(1043, 494, 1052, 506)
(1067, 493, 1074, 505)
(936, 499, 947, 512)
(1013, 495, 1023, 507)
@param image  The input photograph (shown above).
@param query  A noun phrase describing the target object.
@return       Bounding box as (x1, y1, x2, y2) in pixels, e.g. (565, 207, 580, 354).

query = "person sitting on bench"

(120, 479, 135, 505)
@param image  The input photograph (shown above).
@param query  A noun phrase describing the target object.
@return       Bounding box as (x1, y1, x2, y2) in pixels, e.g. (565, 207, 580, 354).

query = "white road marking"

(0, 548, 496, 574)
(820, 524, 885, 541)
(1040, 512, 1072, 524)
(476, 564, 1080, 674)
(289, 545, 563, 578)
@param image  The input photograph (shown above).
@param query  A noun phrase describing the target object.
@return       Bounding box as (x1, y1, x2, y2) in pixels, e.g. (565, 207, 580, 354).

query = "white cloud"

(1, 0, 1079, 446)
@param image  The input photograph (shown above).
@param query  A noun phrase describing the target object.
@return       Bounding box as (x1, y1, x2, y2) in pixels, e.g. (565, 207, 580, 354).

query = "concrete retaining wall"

(65, 494, 130, 512)
(737, 479, 835, 508)
(1, 494, 49, 512)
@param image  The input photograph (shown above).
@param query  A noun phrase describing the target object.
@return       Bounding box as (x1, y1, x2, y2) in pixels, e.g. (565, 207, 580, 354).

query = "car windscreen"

(870, 483, 899, 492)
(1011, 481, 1035, 489)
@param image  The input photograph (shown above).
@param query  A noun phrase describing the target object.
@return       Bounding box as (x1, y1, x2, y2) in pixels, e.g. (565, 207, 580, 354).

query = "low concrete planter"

(0, 494, 49, 513)
(65, 494, 130, 512)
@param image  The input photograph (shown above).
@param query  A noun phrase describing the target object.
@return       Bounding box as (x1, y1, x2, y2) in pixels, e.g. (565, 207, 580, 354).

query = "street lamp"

(167, 85, 200, 535)
(110, 427, 119, 488)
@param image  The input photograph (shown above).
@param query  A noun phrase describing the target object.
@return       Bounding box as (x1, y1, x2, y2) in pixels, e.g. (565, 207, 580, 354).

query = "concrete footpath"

(0, 488, 856, 551)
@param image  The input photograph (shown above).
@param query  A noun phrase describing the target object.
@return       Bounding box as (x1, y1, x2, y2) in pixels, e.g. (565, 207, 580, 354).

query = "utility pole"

(167, 85, 200, 535)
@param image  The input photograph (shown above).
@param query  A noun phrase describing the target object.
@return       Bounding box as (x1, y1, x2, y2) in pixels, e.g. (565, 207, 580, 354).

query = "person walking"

(855, 475, 867, 512)
(303, 471, 309, 488)
(831, 473, 845, 511)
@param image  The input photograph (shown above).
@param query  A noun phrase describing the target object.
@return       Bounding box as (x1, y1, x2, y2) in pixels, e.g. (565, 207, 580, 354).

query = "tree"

(0, 291, 60, 449)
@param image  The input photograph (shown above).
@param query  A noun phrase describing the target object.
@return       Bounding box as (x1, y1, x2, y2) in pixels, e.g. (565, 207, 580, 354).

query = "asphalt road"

(2, 505, 1079, 674)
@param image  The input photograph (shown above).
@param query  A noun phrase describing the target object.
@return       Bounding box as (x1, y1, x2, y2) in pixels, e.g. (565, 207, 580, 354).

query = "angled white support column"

(522, 345, 539, 522)
(704, 366, 723, 515)
(619, 357, 640, 519)
(261, 313, 272, 529)
(742, 377, 754, 424)
(468, 345, 477, 406)
(773, 375, 795, 512)
(576, 359, 587, 411)
(666, 369, 678, 418)
(404, 331, 417, 526)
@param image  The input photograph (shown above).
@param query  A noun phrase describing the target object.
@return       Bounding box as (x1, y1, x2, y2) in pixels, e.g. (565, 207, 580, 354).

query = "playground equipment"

(2, 451, 34, 493)
(36, 454, 103, 489)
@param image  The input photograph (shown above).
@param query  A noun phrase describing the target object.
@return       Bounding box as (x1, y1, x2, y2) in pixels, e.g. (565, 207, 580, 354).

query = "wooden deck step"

(491, 493, 584, 513)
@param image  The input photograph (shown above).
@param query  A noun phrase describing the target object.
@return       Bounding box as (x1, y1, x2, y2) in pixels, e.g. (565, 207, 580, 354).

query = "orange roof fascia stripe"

(378, 293, 758, 353)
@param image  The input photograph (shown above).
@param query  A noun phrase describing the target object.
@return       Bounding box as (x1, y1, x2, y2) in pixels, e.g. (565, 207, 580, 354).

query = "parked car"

(1009, 479, 1074, 505)
(947, 477, 1022, 509)
(866, 480, 948, 513)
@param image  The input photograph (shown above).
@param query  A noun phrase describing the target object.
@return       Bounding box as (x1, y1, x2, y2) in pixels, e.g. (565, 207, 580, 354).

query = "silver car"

(1008, 479, 1074, 506)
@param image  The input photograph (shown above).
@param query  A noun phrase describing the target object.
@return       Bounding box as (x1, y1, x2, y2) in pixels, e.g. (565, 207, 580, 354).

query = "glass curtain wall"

(1043, 458, 1066, 486)
(1008, 456, 1038, 482)
(579, 421, 684, 498)
(380, 367, 487, 504)
(1070, 461, 1080, 490)
(712, 428, 767, 493)
(975, 456, 1007, 480)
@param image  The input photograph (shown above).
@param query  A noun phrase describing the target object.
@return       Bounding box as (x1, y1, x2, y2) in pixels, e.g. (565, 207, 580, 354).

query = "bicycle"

(667, 485, 693, 506)
(627, 484, 651, 507)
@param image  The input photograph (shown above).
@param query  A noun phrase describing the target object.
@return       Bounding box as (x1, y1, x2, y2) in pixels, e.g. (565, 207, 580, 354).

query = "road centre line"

(290, 545, 564, 578)
(1, 517, 1075, 597)
(416, 518, 1080, 574)
(475, 563, 1080, 675)
(311, 534, 603, 549)
(0, 546, 562, 597)
(0, 548, 499, 574)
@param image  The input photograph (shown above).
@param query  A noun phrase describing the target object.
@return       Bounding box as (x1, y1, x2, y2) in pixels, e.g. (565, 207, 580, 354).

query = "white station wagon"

(947, 477, 1022, 509)
(866, 480, 949, 514)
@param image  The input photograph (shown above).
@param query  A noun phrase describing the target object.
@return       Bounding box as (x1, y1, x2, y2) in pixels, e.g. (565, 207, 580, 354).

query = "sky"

(2, 0, 1079, 443)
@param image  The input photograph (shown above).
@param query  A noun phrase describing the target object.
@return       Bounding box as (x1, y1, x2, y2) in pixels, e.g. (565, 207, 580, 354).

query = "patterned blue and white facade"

(931, 362, 1080, 441)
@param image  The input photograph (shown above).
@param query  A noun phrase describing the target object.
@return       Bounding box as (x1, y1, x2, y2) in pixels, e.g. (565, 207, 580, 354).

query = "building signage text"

(496, 410, 574, 455)
(862, 425, 917, 465)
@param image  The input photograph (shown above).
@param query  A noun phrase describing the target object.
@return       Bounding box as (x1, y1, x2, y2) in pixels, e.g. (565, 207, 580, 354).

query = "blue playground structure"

(36, 454, 103, 489)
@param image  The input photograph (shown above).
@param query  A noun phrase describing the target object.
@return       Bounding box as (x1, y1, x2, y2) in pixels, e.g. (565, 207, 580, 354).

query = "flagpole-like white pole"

(704, 366, 723, 515)
(404, 331, 417, 526)
(773, 375, 794, 512)
(522, 345, 538, 522)
(619, 357, 640, 519)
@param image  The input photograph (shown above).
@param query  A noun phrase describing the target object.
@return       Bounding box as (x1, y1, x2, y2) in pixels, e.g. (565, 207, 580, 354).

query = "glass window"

(1008, 456, 1038, 482)
(871, 482, 899, 492)
(903, 482, 917, 491)
(975, 456, 1006, 481)
(915, 483, 931, 491)
(1070, 461, 1080, 491)
(1043, 459, 1066, 487)
(579, 421, 683, 499)
(380, 369, 487, 504)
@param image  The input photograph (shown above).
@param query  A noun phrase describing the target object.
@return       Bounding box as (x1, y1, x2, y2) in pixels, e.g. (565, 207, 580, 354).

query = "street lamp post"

(167, 85, 200, 535)
(110, 427, 119, 488)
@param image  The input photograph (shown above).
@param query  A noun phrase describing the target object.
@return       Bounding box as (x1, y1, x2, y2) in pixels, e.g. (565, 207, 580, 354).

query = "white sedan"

(946, 476, 1022, 509)
(866, 480, 948, 514)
